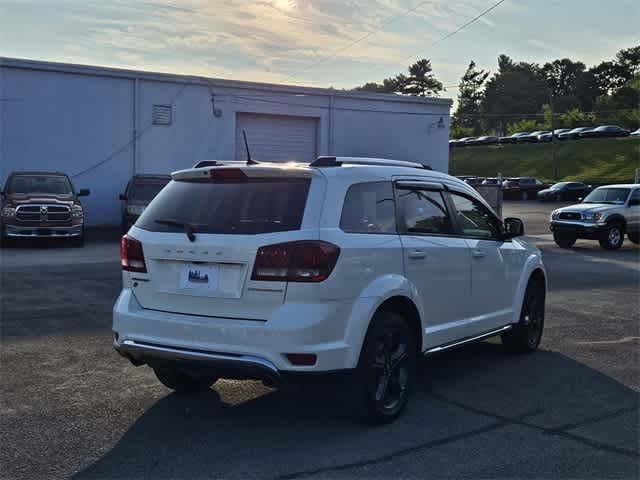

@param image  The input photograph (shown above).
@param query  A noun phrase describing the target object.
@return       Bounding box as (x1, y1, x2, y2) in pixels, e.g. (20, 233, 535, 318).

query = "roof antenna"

(243, 130, 259, 165)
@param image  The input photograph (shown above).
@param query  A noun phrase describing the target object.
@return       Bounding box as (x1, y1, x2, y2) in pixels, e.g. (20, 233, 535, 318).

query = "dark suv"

(1, 171, 90, 246)
(119, 175, 170, 233)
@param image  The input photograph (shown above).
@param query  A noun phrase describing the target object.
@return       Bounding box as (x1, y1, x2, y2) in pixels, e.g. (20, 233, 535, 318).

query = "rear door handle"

(472, 250, 487, 259)
(408, 250, 427, 260)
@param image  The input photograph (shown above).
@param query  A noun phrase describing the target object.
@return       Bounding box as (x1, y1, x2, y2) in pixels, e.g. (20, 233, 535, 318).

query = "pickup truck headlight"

(1, 207, 16, 218)
(583, 212, 603, 223)
(126, 205, 145, 216)
(71, 206, 84, 218)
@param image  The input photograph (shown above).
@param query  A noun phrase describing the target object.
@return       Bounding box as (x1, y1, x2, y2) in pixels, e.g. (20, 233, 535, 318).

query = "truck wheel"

(72, 234, 85, 247)
(502, 275, 545, 353)
(599, 222, 624, 250)
(627, 232, 639, 244)
(553, 232, 576, 249)
(354, 310, 417, 424)
(154, 367, 218, 392)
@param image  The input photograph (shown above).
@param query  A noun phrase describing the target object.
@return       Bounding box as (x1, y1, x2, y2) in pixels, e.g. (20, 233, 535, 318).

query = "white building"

(0, 57, 452, 226)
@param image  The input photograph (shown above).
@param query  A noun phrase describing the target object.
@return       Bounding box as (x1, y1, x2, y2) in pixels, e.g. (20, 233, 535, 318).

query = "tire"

(72, 234, 85, 247)
(553, 232, 576, 249)
(154, 367, 218, 393)
(353, 310, 417, 424)
(599, 222, 624, 250)
(628, 232, 640, 244)
(502, 275, 545, 353)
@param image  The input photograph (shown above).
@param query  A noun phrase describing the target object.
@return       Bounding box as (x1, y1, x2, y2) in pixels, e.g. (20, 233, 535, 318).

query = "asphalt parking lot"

(1, 201, 638, 479)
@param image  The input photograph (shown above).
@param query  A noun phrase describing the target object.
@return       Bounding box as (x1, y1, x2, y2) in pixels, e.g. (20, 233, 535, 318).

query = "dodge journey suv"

(113, 157, 547, 423)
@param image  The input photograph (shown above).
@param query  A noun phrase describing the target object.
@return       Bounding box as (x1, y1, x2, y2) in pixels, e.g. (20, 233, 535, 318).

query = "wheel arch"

(512, 256, 547, 324)
(605, 214, 626, 230)
(375, 296, 423, 354)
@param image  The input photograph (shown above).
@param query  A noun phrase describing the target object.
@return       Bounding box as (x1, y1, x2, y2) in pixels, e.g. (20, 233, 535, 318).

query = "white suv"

(113, 157, 547, 423)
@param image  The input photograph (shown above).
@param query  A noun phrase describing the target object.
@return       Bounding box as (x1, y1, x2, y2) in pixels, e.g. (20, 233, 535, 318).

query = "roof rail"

(193, 160, 222, 168)
(309, 156, 431, 170)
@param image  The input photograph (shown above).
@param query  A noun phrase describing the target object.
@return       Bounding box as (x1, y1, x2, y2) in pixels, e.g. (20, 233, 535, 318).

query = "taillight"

(251, 241, 340, 282)
(209, 168, 247, 181)
(120, 235, 147, 273)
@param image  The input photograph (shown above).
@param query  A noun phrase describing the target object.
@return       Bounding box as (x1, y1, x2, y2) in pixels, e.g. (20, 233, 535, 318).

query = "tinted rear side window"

(136, 178, 310, 235)
(340, 182, 396, 233)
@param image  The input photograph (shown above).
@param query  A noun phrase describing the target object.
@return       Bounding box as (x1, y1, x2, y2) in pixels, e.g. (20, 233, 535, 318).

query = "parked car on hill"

(503, 177, 548, 200)
(119, 174, 170, 233)
(471, 136, 499, 146)
(557, 127, 593, 140)
(550, 184, 640, 249)
(517, 131, 551, 143)
(114, 157, 546, 424)
(0, 171, 90, 246)
(499, 132, 530, 144)
(537, 182, 592, 202)
(578, 125, 630, 138)
(538, 129, 571, 142)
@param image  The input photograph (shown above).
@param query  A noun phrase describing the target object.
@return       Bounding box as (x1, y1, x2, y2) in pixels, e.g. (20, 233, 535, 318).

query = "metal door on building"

(235, 113, 319, 162)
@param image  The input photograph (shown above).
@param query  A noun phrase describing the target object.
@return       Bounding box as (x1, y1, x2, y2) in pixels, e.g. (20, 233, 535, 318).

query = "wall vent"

(152, 105, 172, 125)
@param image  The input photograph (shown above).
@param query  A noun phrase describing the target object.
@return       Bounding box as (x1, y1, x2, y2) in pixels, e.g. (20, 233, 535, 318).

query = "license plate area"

(180, 263, 219, 290)
(150, 260, 247, 299)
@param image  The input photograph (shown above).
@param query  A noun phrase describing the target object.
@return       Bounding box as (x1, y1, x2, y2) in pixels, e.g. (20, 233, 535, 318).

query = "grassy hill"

(450, 137, 640, 184)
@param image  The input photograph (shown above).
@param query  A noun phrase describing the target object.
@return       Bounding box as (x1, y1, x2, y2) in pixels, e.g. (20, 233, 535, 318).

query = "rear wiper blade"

(154, 218, 197, 242)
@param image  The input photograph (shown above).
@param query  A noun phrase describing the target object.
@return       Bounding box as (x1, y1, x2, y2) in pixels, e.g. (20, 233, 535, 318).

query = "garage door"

(235, 113, 318, 162)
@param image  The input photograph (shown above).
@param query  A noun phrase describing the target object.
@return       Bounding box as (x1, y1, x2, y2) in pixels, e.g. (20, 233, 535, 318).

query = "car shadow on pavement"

(76, 342, 639, 479)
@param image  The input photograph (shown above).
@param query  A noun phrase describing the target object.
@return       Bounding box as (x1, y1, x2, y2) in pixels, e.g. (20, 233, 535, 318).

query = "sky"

(1, 0, 638, 103)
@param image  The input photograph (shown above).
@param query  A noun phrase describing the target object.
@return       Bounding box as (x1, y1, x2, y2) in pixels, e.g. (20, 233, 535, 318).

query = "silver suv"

(550, 184, 640, 249)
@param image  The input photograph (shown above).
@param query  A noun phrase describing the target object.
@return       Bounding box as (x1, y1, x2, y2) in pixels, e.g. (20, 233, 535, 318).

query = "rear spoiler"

(172, 163, 315, 181)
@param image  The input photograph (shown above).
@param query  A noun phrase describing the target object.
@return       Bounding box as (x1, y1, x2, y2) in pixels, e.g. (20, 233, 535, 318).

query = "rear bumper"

(3, 224, 83, 238)
(115, 339, 283, 384)
(113, 289, 370, 374)
(550, 221, 606, 239)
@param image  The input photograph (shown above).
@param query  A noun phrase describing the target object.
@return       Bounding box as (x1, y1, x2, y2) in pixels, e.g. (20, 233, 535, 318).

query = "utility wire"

(318, 0, 507, 88)
(282, 0, 432, 82)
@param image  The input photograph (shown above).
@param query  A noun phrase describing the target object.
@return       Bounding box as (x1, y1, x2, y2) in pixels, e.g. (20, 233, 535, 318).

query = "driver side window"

(449, 192, 503, 240)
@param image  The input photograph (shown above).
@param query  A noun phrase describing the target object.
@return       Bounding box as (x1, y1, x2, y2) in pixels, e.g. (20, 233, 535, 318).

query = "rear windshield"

(130, 181, 168, 201)
(136, 178, 311, 235)
(6, 175, 73, 195)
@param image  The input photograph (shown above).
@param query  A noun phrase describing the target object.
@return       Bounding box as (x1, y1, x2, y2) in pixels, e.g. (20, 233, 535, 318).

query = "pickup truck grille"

(558, 212, 582, 221)
(15, 205, 71, 222)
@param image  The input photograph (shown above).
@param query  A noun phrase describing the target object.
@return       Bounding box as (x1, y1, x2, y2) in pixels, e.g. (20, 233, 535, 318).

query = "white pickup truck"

(550, 184, 640, 249)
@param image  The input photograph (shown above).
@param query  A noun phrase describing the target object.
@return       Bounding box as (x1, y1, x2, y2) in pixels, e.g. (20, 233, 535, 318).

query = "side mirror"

(504, 217, 524, 238)
(629, 199, 640, 206)
(119, 193, 127, 201)
(78, 188, 90, 197)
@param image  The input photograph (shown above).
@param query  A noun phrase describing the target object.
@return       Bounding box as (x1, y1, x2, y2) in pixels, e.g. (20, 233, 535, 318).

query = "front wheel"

(502, 275, 545, 353)
(599, 222, 624, 250)
(154, 367, 218, 392)
(354, 311, 417, 424)
(553, 232, 576, 249)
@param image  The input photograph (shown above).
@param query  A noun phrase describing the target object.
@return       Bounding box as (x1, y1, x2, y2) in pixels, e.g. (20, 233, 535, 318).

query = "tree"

(481, 55, 548, 132)
(354, 75, 407, 94)
(353, 59, 442, 97)
(402, 59, 443, 96)
(452, 61, 490, 134)
(541, 58, 586, 97)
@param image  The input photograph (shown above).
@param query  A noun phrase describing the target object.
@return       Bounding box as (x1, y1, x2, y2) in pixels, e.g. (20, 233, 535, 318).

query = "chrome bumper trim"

(4, 225, 82, 238)
(117, 339, 280, 375)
